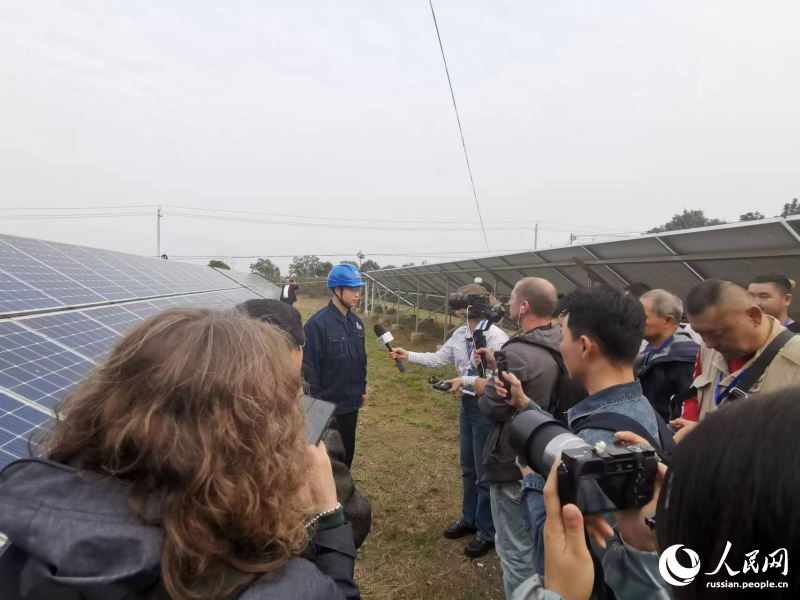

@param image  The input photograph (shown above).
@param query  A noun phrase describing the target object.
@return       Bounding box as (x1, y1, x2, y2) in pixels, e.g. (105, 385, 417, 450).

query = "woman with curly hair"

(0, 308, 360, 600)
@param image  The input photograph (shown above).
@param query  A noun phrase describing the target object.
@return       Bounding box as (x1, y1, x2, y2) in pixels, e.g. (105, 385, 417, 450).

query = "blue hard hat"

(327, 263, 363, 289)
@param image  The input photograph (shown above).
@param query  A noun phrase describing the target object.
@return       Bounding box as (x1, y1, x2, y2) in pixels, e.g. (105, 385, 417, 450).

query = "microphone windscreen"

(374, 324, 387, 336)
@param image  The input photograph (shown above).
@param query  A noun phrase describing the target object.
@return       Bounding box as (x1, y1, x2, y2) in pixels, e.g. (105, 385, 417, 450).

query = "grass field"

(294, 297, 504, 600)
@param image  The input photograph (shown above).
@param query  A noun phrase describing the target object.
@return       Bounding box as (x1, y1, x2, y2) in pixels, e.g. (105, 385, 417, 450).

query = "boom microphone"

(373, 324, 406, 373)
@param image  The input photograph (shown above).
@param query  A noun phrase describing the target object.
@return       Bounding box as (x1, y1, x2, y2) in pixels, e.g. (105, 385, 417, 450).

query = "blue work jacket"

(302, 301, 367, 415)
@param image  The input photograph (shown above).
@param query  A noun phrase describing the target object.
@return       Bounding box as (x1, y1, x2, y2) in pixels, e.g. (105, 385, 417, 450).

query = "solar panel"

(0, 268, 61, 315)
(80, 305, 144, 335)
(42, 241, 152, 300)
(0, 321, 95, 410)
(0, 237, 106, 310)
(18, 313, 121, 362)
(0, 392, 52, 470)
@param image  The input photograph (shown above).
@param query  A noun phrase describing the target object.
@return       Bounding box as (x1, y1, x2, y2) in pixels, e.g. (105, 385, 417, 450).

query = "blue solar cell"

(19, 313, 120, 362)
(0, 392, 52, 469)
(79, 248, 171, 297)
(80, 305, 143, 335)
(120, 301, 161, 319)
(0, 237, 105, 309)
(0, 268, 61, 315)
(37, 241, 136, 301)
(0, 322, 95, 409)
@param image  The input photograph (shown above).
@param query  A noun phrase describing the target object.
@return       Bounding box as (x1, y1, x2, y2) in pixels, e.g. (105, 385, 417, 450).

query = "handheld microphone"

(373, 324, 406, 373)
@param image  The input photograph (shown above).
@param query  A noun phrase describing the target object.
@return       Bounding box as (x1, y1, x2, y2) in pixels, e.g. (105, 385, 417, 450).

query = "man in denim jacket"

(517, 286, 662, 576)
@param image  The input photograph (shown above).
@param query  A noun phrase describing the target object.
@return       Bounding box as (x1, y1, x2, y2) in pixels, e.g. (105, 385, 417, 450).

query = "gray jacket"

(0, 459, 360, 600)
(479, 325, 561, 483)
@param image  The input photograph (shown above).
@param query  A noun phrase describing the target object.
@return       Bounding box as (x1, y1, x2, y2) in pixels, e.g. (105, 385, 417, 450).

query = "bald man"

(672, 279, 800, 441)
(475, 278, 565, 597)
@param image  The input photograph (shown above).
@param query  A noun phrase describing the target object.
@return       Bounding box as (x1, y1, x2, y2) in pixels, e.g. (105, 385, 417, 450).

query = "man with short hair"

(635, 289, 699, 421)
(302, 264, 367, 468)
(500, 286, 662, 577)
(673, 279, 800, 437)
(475, 278, 561, 597)
(390, 284, 508, 558)
(748, 273, 800, 333)
(237, 298, 372, 549)
(281, 277, 300, 305)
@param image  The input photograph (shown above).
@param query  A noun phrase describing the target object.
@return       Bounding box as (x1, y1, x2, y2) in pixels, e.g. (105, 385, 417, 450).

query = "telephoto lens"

(509, 406, 593, 476)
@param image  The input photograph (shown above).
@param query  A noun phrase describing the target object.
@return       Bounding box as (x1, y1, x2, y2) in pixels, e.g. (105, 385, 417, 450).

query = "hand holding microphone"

(374, 324, 406, 373)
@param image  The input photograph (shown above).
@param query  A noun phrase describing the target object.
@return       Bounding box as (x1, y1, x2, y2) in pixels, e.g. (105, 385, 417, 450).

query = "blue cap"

(327, 263, 363, 289)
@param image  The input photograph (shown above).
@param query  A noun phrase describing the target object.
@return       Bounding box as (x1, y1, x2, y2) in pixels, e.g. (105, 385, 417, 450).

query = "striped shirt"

(408, 323, 509, 389)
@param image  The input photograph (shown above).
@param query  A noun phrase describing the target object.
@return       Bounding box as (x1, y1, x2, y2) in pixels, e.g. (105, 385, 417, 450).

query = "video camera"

(448, 293, 504, 324)
(509, 407, 658, 514)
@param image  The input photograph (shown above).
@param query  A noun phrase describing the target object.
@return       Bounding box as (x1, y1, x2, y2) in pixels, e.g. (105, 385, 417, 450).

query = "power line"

(427, 0, 489, 252)
(0, 203, 642, 233)
(0, 205, 159, 211)
(0, 212, 154, 219)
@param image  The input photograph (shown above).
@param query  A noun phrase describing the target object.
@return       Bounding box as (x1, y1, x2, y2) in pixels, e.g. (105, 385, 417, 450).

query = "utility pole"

(156, 206, 162, 257)
(569, 233, 577, 244)
(534, 222, 539, 249)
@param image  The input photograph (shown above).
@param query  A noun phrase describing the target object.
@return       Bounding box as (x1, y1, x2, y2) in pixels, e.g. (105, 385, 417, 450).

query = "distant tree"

(647, 209, 727, 233)
(781, 199, 800, 218)
(289, 255, 322, 278)
(208, 259, 230, 270)
(249, 258, 280, 280)
(739, 211, 765, 222)
(360, 259, 381, 272)
(317, 261, 334, 277)
(382, 264, 397, 270)
(340, 260, 358, 267)
(401, 262, 415, 267)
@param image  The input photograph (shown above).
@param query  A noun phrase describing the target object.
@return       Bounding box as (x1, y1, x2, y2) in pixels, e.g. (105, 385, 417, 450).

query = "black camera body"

(557, 441, 658, 515)
(509, 407, 659, 514)
(494, 350, 509, 380)
(448, 293, 505, 323)
(428, 377, 453, 393)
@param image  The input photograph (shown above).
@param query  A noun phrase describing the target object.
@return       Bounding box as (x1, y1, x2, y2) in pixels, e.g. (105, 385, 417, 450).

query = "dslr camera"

(509, 407, 658, 514)
(448, 293, 505, 324)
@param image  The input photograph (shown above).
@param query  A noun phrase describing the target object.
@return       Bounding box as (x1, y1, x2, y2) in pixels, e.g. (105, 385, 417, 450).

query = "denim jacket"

(302, 302, 367, 415)
(520, 380, 661, 577)
(510, 543, 668, 600)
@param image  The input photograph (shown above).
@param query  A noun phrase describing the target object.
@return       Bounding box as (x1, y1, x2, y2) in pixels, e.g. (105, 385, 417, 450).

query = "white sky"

(1, 1, 798, 273)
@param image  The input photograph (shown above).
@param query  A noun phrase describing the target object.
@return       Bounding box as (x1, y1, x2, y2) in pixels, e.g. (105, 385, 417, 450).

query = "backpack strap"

(572, 412, 676, 463)
(729, 329, 796, 400)
(671, 329, 796, 407)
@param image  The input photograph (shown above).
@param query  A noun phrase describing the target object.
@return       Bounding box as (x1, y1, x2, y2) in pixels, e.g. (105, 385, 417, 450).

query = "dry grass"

(294, 297, 504, 600)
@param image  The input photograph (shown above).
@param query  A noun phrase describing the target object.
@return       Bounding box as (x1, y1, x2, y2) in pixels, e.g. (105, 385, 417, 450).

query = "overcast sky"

(1, 1, 798, 273)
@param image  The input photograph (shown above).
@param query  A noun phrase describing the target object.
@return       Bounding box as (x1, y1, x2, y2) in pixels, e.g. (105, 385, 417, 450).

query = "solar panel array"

(0, 234, 280, 469)
(366, 216, 800, 318)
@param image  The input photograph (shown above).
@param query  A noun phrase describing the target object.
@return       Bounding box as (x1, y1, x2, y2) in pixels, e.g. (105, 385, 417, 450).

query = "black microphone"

(374, 324, 406, 373)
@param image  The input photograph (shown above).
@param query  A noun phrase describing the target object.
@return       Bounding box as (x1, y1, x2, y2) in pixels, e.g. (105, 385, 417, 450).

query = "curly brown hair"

(44, 308, 313, 599)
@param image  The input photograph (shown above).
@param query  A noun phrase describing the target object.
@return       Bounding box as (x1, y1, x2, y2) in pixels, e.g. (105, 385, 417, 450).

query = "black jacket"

(634, 329, 699, 421)
(479, 325, 561, 483)
(281, 283, 300, 304)
(0, 459, 360, 600)
(323, 428, 371, 549)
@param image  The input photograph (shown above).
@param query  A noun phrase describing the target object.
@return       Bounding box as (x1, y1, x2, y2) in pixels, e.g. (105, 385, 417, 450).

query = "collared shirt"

(302, 301, 367, 415)
(407, 323, 508, 389)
